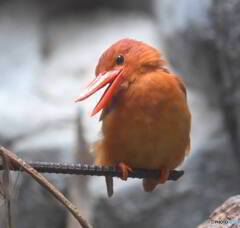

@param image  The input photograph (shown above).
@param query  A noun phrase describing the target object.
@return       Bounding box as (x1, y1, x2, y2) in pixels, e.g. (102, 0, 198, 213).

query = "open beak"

(75, 69, 124, 116)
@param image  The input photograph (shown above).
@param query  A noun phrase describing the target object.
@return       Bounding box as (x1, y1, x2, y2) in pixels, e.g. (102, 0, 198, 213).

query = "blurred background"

(0, 0, 240, 227)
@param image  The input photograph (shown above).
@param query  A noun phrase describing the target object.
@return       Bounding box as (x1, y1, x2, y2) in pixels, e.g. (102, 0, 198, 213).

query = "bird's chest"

(103, 94, 172, 144)
(104, 87, 185, 142)
(99, 77, 190, 169)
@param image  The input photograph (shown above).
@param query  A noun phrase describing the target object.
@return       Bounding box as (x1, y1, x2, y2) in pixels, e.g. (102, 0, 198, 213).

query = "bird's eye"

(116, 55, 124, 65)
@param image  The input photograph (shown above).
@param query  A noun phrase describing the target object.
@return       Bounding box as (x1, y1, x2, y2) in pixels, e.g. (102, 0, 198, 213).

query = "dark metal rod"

(0, 161, 184, 181)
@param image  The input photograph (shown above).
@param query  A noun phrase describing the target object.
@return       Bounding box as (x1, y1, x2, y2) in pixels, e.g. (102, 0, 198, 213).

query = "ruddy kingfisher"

(75, 39, 191, 197)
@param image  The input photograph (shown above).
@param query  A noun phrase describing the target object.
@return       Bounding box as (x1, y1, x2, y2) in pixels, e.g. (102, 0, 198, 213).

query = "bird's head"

(75, 39, 166, 116)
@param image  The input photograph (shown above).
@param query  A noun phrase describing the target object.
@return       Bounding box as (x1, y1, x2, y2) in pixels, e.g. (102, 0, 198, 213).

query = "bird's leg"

(159, 167, 170, 184)
(117, 162, 132, 181)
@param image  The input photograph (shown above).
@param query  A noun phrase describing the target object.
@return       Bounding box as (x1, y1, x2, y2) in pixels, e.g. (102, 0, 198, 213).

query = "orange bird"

(76, 39, 191, 197)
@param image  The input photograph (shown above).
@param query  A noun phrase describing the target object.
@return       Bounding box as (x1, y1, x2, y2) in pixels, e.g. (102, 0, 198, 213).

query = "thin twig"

(0, 160, 184, 181)
(0, 146, 92, 228)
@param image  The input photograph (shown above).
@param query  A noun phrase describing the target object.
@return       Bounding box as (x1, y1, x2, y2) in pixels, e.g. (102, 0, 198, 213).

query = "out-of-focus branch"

(198, 195, 240, 228)
(66, 112, 94, 228)
(0, 146, 92, 228)
(1, 154, 12, 228)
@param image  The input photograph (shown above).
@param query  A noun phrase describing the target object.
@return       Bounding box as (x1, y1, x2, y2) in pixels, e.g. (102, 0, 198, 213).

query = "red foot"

(159, 167, 170, 184)
(118, 162, 132, 181)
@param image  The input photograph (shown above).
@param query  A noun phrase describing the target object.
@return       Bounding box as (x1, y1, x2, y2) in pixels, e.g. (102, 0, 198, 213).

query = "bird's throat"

(99, 87, 124, 121)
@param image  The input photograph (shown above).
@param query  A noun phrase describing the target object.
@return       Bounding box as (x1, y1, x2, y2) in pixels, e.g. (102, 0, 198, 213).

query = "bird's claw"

(117, 162, 132, 181)
(159, 167, 170, 184)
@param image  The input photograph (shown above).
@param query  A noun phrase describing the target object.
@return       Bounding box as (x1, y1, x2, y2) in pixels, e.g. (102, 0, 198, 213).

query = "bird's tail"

(92, 139, 114, 197)
(105, 176, 114, 197)
(143, 178, 158, 192)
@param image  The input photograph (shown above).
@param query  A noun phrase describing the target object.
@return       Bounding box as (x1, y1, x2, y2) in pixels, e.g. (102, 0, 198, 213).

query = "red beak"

(75, 69, 124, 116)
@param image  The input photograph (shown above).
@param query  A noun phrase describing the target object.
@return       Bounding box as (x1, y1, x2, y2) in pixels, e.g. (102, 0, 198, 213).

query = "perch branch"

(0, 159, 184, 181)
(0, 146, 92, 228)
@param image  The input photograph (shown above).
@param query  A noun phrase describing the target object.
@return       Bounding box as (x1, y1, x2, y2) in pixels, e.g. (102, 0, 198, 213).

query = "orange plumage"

(76, 39, 191, 197)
